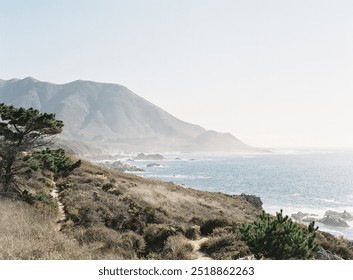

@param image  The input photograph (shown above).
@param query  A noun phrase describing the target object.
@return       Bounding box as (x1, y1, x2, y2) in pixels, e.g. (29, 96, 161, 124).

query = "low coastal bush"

(240, 210, 319, 260)
(144, 224, 179, 254)
(185, 225, 201, 240)
(200, 218, 230, 235)
(201, 227, 250, 259)
(162, 235, 194, 260)
(23, 191, 57, 209)
(79, 227, 145, 259)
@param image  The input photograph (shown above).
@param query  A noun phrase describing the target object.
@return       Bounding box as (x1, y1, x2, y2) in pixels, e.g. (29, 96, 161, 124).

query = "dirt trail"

(189, 237, 213, 260)
(50, 185, 66, 231)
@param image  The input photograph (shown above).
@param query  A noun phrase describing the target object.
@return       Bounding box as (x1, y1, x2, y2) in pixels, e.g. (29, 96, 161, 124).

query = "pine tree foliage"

(29, 148, 81, 175)
(0, 103, 63, 193)
(240, 210, 319, 259)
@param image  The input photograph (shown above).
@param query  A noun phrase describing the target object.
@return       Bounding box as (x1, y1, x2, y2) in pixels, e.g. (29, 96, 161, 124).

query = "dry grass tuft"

(162, 234, 194, 260)
(200, 227, 250, 260)
(0, 198, 91, 259)
(315, 231, 353, 259)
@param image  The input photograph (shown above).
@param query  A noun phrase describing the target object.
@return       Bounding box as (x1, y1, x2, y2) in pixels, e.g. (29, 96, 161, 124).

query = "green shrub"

(30, 148, 81, 175)
(23, 192, 56, 209)
(239, 210, 319, 260)
(28, 159, 40, 171)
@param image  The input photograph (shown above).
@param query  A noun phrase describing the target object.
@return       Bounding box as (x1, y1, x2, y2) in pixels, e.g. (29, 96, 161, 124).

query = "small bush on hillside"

(200, 218, 230, 235)
(28, 159, 40, 171)
(79, 226, 145, 259)
(22, 191, 56, 209)
(144, 224, 179, 254)
(240, 210, 319, 260)
(162, 235, 194, 260)
(201, 227, 250, 259)
(185, 225, 201, 240)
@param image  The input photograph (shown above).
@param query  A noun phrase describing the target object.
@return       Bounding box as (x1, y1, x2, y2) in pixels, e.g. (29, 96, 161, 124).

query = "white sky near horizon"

(1, 0, 353, 148)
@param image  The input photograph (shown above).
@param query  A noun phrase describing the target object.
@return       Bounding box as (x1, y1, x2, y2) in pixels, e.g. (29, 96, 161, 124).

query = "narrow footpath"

(50, 184, 66, 231)
(189, 237, 213, 260)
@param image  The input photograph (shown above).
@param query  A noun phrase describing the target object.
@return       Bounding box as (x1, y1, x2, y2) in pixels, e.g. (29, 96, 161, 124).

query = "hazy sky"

(1, 0, 353, 148)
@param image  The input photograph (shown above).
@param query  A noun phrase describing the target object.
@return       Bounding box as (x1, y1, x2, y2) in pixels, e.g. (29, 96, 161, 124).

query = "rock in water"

(134, 153, 165, 160)
(291, 212, 310, 221)
(147, 163, 162, 168)
(325, 210, 353, 221)
(318, 216, 350, 228)
(99, 161, 144, 172)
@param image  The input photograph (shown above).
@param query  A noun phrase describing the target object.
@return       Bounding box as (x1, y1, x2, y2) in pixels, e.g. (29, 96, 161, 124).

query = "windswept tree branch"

(0, 103, 64, 194)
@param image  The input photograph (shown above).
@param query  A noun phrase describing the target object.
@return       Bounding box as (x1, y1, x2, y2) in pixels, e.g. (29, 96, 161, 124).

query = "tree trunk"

(3, 156, 15, 193)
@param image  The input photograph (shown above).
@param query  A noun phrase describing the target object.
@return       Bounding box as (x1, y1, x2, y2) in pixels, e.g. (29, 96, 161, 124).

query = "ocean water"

(128, 151, 353, 240)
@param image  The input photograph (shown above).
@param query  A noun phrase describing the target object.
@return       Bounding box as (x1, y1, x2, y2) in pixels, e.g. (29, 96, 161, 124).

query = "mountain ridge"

(0, 77, 256, 153)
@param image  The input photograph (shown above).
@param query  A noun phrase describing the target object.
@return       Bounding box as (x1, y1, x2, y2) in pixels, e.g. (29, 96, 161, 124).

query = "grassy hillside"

(1, 155, 353, 260)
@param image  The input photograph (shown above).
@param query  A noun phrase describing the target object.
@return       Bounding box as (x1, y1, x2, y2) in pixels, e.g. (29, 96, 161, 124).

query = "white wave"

(314, 198, 336, 203)
(316, 227, 344, 237)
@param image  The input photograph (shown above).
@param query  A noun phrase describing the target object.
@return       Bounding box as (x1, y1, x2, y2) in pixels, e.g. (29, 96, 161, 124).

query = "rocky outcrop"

(147, 163, 162, 168)
(325, 210, 353, 221)
(98, 161, 144, 172)
(240, 194, 263, 209)
(291, 210, 353, 228)
(291, 212, 310, 221)
(315, 247, 343, 260)
(134, 153, 164, 161)
(318, 216, 350, 228)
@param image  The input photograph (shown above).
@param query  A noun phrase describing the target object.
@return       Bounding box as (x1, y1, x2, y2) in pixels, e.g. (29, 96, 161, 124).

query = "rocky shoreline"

(292, 210, 353, 228)
(96, 160, 145, 172)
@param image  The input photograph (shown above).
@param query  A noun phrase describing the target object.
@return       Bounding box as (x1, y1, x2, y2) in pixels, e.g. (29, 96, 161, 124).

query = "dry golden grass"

(200, 227, 250, 259)
(0, 198, 91, 259)
(315, 231, 353, 259)
(162, 234, 194, 260)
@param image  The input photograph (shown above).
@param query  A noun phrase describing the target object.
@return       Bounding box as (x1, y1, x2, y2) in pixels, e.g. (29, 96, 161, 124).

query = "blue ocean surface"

(128, 150, 353, 240)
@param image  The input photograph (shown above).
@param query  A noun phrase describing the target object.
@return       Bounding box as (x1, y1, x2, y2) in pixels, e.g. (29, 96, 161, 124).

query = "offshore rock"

(318, 216, 350, 228)
(291, 212, 310, 221)
(325, 210, 353, 221)
(134, 153, 165, 160)
(99, 161, 144, 172)
(147, 163, 162, 168)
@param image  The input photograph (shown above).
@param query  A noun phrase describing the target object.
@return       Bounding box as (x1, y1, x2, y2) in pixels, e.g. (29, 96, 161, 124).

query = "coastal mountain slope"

(0, 77, 254, 153)
(186, 130, 251, 152)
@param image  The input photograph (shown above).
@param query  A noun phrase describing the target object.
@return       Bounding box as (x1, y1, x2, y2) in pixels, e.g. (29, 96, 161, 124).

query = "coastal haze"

(0, 77, 254, 153)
